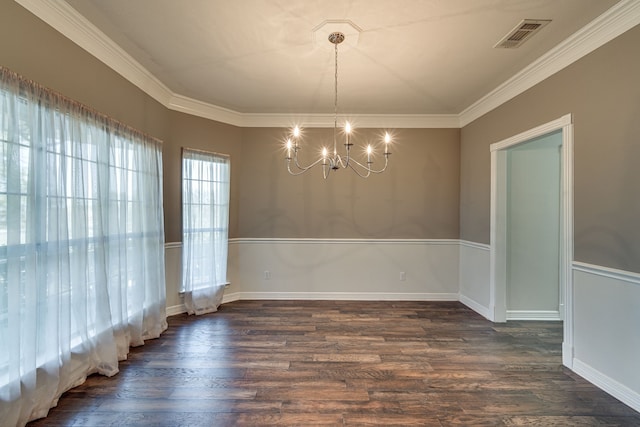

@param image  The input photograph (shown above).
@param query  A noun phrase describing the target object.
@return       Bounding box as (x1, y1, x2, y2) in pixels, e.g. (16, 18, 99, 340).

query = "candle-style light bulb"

(344, 122, 352, 148)
(367, 144, 372, 163)
(384, 132, 391, 154)
(322, 147, 328, 165)
(293, 126, 300, 138)
(286, 139, 292, 158)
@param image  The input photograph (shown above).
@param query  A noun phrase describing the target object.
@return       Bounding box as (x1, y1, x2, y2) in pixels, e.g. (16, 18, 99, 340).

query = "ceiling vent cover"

(494, 19, 551, 49)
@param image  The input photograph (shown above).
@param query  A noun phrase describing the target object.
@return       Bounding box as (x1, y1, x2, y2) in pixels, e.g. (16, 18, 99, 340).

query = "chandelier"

(285, 31, 392, 178)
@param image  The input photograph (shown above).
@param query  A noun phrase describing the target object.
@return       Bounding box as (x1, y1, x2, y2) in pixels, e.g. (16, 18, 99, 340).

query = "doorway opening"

(489, 114, 574, 368)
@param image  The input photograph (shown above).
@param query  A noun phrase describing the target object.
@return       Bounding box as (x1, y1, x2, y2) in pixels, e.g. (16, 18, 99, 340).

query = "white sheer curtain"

(182, 149, 230, 315)
(0, 66, 167, 426)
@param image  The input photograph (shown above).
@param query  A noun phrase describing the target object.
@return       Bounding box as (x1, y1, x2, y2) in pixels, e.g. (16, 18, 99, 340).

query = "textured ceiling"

(64, 0, 619, 115)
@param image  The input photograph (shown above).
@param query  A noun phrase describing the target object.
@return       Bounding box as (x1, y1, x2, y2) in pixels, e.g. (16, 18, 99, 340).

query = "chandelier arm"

(346, 161, 371, 178)
(292, 159, 312, 171)
(373, 155, 390, 173)
(347, 156, 389, 175)
(323, 163, 330, 179)
(346, 156, 372, 170)
(333, 154, 348, 169)
(287, 156, 325, 175)
(292, 151, 308, 170)
(287, 161, 313, 176)
(292, 152, 324, 171)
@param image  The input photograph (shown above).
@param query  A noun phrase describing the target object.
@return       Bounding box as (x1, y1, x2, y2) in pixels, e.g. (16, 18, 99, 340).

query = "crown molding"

(15, 0, 640, 129)
(459, 0, 640, 127)
(14, 0, 174, 106)
(167, 97, 461, 128)
(248, 113, 461, 129)
(168, 93, 246, 127)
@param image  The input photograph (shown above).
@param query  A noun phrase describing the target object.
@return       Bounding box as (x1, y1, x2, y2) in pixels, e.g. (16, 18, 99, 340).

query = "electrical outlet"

(400, 271, 406, 281)
(264, 270, 271, 280)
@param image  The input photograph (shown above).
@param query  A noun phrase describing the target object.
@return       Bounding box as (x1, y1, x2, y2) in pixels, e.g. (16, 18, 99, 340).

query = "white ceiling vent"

(494, 19, 551, 49)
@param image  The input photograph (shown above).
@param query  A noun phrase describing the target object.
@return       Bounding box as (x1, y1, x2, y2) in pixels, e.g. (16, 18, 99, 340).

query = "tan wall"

(166, 112, 242, 242)
(239, 127, 460, 238)
(460, 24, 640, 273)
(0, 0, 168, 139)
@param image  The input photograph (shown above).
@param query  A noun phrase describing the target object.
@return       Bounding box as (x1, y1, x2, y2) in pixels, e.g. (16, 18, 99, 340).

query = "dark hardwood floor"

(29, 300, 640, 426)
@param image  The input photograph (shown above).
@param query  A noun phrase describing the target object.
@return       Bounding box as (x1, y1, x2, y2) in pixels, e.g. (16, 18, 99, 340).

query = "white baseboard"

(166, 303, 186, 317)
(222, 291, 241, 304)
(174, 295, 559, 319)
(459, 294, 492, 320)
(506, 310, 561, 321)
(562, 342, 574, 369)
(167, 292, 459, 315)
(573, 358, 640, 413)
(166, 291, 242, 316)
(227, 292, 459, 301)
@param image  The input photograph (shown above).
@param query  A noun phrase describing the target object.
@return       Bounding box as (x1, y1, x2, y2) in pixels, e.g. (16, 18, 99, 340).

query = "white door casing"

(489, 114, 574, 368)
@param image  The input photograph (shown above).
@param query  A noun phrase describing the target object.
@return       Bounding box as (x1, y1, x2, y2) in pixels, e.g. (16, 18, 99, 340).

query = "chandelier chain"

(333, 39, 339, 153)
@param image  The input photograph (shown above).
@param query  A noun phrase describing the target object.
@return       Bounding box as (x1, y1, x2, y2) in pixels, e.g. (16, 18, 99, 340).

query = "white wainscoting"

(166, 238, 463, 315)
(572, 261, 640, 412)
(458, 238, 564, 322)
(164, 242, 184, 316)
(165, 239, 493, 308)
(458, 240, 492, 319)
(228, 238, 460, 301)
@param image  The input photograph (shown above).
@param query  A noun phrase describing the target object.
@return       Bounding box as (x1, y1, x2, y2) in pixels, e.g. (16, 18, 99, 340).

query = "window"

(0, 66, 166, 425)
(181, 149, 230, 315)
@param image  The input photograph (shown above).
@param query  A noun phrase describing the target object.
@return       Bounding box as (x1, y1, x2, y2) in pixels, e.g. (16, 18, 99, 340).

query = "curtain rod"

(0, 65, 162, 145)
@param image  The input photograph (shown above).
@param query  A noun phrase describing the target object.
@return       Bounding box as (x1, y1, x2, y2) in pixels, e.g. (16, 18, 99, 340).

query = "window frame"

(180, 147, 231, 293)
